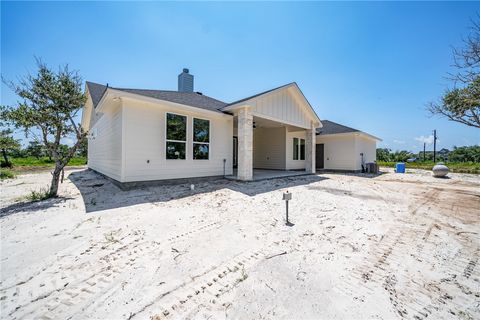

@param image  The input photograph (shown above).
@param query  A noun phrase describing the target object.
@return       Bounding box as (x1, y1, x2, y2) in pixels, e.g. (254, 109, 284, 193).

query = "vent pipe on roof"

(178, 68, 194, 92)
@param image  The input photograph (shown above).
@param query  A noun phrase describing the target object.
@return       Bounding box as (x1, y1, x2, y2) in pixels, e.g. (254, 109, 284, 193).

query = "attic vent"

(178, 68, 194, 92)
(196, 92, 203, 95)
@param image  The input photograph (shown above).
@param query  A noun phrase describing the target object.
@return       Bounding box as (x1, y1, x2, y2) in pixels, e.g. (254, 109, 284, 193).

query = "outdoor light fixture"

(282, 190, 293, 226)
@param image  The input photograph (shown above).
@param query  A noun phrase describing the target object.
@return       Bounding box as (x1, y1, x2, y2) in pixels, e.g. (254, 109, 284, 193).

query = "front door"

(233, 137, 238, 168)
(316, 143, 324, 169)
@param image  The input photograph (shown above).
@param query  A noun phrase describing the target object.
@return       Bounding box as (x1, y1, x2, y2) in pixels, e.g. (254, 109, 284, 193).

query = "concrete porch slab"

(226, 169, 312, 181)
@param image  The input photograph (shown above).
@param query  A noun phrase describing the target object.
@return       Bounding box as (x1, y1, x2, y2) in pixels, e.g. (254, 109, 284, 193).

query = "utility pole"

(433, 130, 437, 163)
(423, 143, 426, 162)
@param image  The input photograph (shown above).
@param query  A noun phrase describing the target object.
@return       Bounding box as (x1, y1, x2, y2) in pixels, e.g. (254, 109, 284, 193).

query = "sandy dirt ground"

(0, 168, 479, 320)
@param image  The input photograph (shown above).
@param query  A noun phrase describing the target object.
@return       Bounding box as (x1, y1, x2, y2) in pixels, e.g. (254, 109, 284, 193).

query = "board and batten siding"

(285, 130, 307, 170)
(253, 127, 286, 170)
(122, 97, 233, 182)
(249, 88, 312, 129)
(87, 105, 123, 181)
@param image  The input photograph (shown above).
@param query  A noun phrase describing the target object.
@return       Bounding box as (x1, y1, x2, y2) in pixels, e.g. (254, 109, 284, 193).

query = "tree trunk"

(49, 166, 62, 197)
(2, 149, 11, 167)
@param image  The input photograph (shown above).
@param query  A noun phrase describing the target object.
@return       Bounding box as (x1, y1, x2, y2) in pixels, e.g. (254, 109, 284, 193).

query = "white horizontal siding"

(286, 131, 307, 170)
(123, 98, 233, 182)
(316, 135, 357, 171)
(355, 135, 377, 169)
(253, 127, 286, 170)
(88, 106, 123, 181)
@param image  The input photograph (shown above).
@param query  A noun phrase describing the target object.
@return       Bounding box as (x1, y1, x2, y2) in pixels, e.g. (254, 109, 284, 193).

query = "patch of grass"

(10, 156, 87, 167)
(0, 169, 16, 180)
(26, 187, 53, 202)
(378, 161, 480, 174)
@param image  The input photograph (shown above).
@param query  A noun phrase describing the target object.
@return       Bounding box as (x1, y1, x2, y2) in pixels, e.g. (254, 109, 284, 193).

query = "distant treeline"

(376, 145, 480, 163)
(1, 139, 87, 168)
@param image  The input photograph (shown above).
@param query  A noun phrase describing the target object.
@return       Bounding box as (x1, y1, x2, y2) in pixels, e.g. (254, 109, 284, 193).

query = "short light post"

(282, 190, 292, 226)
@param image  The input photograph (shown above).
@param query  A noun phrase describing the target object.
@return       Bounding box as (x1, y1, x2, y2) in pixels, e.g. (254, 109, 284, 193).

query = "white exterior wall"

(316, 133, 378, 171)
(122, 98, 233, 182)
(286, 130, 307, 170)
(355, 135, 377, 168)
(88, 105, 123, 181)
(249, 88, 312, 129)
(316, 134, 357, 171)
(253, 127, 286, 170)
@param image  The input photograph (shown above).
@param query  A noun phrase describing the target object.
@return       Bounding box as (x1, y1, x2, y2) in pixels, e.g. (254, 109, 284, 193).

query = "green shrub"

(0, 169, 16, 180)
(27, 187, 53, 202)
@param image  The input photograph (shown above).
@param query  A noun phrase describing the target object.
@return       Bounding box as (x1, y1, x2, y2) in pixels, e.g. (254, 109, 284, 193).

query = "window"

(293, 137, 306, 160)
(166, 113, 187, 159)
(193, 118, 210, 160)
(300, 138, 305, 160)
(293, 138, 299, 160)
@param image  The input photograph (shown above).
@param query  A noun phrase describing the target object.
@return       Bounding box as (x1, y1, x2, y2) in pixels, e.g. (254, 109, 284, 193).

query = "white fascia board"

(317, 131, 382, 141)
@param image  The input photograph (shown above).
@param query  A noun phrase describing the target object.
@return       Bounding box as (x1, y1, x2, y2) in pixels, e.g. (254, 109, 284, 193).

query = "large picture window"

(166, 113, 187, 159)
(293, 137, 305, 160)
(193, 118, 210, 160)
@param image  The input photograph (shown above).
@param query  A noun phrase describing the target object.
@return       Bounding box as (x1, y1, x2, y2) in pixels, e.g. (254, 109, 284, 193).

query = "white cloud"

(414, 135, 434, 145)
(393, 139, 405, 144)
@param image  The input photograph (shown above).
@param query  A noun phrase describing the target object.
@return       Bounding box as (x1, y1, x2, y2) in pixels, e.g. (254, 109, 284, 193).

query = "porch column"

(237, 107, 253, 181)
(305, 122, 316, 173)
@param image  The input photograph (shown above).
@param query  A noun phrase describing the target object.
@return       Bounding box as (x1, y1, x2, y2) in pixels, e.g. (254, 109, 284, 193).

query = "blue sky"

(2, 1, 479, 151)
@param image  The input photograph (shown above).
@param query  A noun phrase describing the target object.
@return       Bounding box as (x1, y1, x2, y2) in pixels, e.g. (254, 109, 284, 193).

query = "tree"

(1, 60, 87, 196)
(0, 129, 20, 167)
(391, 150, 415, 162)
(428, 19, 480, 128)
(449, 145, 480, 162)
(25, 140, 44, 159)
(376, 148, 392, 162)
(76, 137, 88, 158)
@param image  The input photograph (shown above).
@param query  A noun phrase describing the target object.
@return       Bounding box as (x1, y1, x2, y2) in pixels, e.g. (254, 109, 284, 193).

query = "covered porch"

(223, 83, 321, 181)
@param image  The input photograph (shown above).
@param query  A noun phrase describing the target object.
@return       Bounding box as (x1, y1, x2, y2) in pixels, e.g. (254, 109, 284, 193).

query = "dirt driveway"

(0, 168, 479, 319)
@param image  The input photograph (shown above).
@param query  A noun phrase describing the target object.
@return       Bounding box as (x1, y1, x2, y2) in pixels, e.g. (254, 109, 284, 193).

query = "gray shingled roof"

(316, 120, 360, 135)
(86, 81, 108, 108)
(86, 81, 227, 114)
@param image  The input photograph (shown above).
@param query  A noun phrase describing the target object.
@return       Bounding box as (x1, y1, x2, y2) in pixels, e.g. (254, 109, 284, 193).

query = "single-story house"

(81, 68, 380, 185)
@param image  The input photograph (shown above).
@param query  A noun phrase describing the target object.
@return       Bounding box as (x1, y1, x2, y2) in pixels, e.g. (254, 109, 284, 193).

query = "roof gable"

(222, 83, 321, 128)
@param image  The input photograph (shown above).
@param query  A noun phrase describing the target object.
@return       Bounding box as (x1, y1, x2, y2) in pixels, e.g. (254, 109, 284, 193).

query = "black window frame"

(166, 112, 187, 160)
(193, 118, 210, 160)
